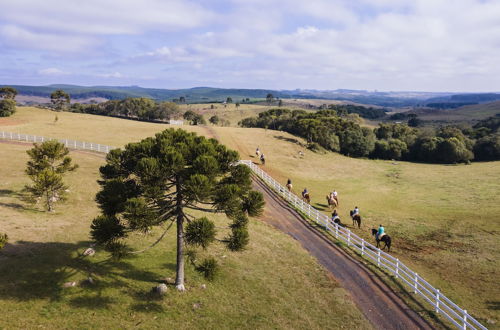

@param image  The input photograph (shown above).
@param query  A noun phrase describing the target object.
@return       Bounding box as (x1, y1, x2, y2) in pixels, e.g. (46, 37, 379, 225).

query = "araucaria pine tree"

(90, 129, 264, 291)
(25, 140, 78, 211)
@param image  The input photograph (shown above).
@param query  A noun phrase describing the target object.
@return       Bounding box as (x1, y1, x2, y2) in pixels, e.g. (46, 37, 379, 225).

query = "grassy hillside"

(414, 101, 500, 125)
(0, 119, 371, 328)
(2, 106, 499, 325)
(207, 126, 500, 325)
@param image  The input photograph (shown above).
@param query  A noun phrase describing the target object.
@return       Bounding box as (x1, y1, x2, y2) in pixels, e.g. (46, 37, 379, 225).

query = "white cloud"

(97, 72, 124, 78)
(38, 67, 70, 75)
(0, 25, 98, 52)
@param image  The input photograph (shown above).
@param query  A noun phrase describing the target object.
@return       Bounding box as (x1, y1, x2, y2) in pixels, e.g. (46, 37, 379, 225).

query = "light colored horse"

(326, 194, 338, 209)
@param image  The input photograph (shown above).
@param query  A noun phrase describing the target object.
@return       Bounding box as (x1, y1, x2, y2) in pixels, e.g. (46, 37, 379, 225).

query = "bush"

(0, 233, 8, 250)
(196, 257, 219, 281)
(0, 99, 16, 117)
(473, 134, 500, 161)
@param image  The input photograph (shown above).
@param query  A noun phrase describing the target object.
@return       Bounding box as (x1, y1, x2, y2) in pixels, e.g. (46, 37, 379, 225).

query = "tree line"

(239, 109, 500, 163)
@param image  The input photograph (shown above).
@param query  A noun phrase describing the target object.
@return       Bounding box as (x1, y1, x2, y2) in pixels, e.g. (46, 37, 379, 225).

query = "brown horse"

(302, 193, 311, 204)
(349, 210, 361, 228)
(371, 229, 391, 251)
(286, 183, 293, 192)
(326, 195, 338, 209)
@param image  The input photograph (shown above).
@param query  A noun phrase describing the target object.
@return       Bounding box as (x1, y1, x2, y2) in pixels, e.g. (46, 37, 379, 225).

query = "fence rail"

(0, 131, 116, 154)
(0, 131, 486, 329)
(239, 160, 487, 330)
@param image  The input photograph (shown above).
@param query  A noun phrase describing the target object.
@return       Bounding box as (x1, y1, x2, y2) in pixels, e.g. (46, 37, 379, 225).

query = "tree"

(179, 96, 186, 103)
(156, 101, 180, 120)
(278, 99, 283, 107)
(407, 114, 422, 127)
(0, 86, 18, 99)
(25, 140, 78, 211)
(235, 103, 240, 109)
(0, 99, 16, 117)
(266, 93, 274, 104)
(90, 129, 264, 290)
(473, 134, 500, 161)
(50, 90, 70, 111)
(209, 115, 220, 125)
(226, 97, 233, 104)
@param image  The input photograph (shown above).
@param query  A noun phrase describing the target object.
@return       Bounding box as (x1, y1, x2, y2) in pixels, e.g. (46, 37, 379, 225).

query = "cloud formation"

(0, 0, 499, 91)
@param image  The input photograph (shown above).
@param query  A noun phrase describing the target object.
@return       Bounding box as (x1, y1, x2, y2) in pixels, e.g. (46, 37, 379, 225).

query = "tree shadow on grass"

(0, 189, 45, 213)
(0, 240, 167, 311)
(486, 300, 500, 310)
(273, 135, 306, 147)
(315, 203, 330, 211)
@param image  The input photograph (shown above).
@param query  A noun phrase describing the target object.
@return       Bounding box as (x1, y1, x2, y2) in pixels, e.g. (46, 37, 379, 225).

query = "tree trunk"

(175, 177, 186, 291)
(46, 191, 52, 212)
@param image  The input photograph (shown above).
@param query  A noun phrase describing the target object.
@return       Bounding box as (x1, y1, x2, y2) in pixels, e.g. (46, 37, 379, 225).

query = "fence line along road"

(0, 131, 116, 154)
(239, 160, 487, 330)
(0, 131, 487, 330)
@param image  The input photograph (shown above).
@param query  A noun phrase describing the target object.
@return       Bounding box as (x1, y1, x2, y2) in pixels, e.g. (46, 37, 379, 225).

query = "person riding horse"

(302, 188, 310, 203)
(331, 189, 338, 205)
(286, 178, 293, 192)
(376, 224, 385, 240)
(260, 153, 265, 165)
(331, 210, 341, 225)
(256, 147, 260, 157)
(350, 206, 361, 228)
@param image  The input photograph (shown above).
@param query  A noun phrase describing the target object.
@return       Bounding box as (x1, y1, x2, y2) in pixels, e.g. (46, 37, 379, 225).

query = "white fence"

(0, 131, 115, 154)
(239, 160, 487, 330)
(0, 131, 486, 329)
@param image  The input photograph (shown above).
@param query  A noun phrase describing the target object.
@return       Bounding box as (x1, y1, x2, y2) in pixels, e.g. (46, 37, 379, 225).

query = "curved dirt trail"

(252, 176, 433, 330)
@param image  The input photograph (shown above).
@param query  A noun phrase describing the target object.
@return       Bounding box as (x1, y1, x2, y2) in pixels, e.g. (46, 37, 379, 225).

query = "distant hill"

(424, 93, 500, 109)
(2, 84, 499, 108)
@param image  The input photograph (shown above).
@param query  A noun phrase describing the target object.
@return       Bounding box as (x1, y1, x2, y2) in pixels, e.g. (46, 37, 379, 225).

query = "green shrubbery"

(239, 109, 500, 163)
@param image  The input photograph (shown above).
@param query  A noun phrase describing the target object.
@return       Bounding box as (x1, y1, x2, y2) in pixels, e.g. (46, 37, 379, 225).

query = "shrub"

(0, 99, 16, 117)
(196, 257, 219, 281)
(0, 233, 8, 250)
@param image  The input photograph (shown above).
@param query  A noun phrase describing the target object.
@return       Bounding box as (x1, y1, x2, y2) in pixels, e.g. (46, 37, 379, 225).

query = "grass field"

(2, 106, 499, 327)
(208, 126, 500, 325)
(0, 108, 371, 329)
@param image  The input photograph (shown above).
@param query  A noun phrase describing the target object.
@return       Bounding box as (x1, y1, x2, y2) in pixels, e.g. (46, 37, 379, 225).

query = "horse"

(286, 183, 293, 192)
(326, 195, 338, 209)
(371, 229, 391, 251)
(260, 156, 265, 165)
(349, 210, 361, 228)
(302, 193, 311, 204)
(330, 217, 344, 228)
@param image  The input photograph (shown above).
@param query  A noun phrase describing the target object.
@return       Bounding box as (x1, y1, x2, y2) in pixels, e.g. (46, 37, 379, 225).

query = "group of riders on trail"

(257, 146, 391, 250)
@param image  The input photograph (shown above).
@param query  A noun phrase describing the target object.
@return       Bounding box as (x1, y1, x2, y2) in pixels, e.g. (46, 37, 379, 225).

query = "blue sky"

(1, 0, 499, 92)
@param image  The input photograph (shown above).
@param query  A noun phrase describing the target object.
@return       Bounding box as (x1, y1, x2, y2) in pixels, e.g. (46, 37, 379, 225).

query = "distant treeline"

(239, 109, 500, 163)
(319, 104, 387, 119)
(69, 98, 181, 121)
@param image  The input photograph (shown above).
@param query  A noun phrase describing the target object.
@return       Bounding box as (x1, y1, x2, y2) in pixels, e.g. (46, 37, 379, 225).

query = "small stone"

(200, 284, 207, 290)
(152, 283, 168, 296)
(82, 248, 95, 257)
(160, 277, 175, 285)
(192, 302, 202, 309)
(63, 281, 76, 288)
(81, 277, 95, 286)
(487, 319, 496, 325)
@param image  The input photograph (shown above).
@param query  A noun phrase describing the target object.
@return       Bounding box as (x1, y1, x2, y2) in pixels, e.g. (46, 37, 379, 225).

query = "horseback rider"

(260, 153, 265, 164)
(256, 146, 260, 156)
(302, 188, 308, 198)
(331, 209, 340, 224)
(286, 179, 292, 191)
(377, 224, 385, 240)
(352, 206, 359, 217)
(287, 178, 292, 185)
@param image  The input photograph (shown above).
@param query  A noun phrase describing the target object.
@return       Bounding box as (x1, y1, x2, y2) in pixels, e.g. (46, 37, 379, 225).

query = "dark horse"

(349, 210, 361, 228)
(371, 229, 392, 251)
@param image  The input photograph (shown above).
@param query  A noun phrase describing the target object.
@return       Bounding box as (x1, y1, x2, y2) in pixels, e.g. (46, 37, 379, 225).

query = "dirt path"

(252, 176, 434, 330)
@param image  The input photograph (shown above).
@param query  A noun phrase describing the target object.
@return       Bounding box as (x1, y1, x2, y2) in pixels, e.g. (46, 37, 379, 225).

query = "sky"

(0, 0, 499, 92)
